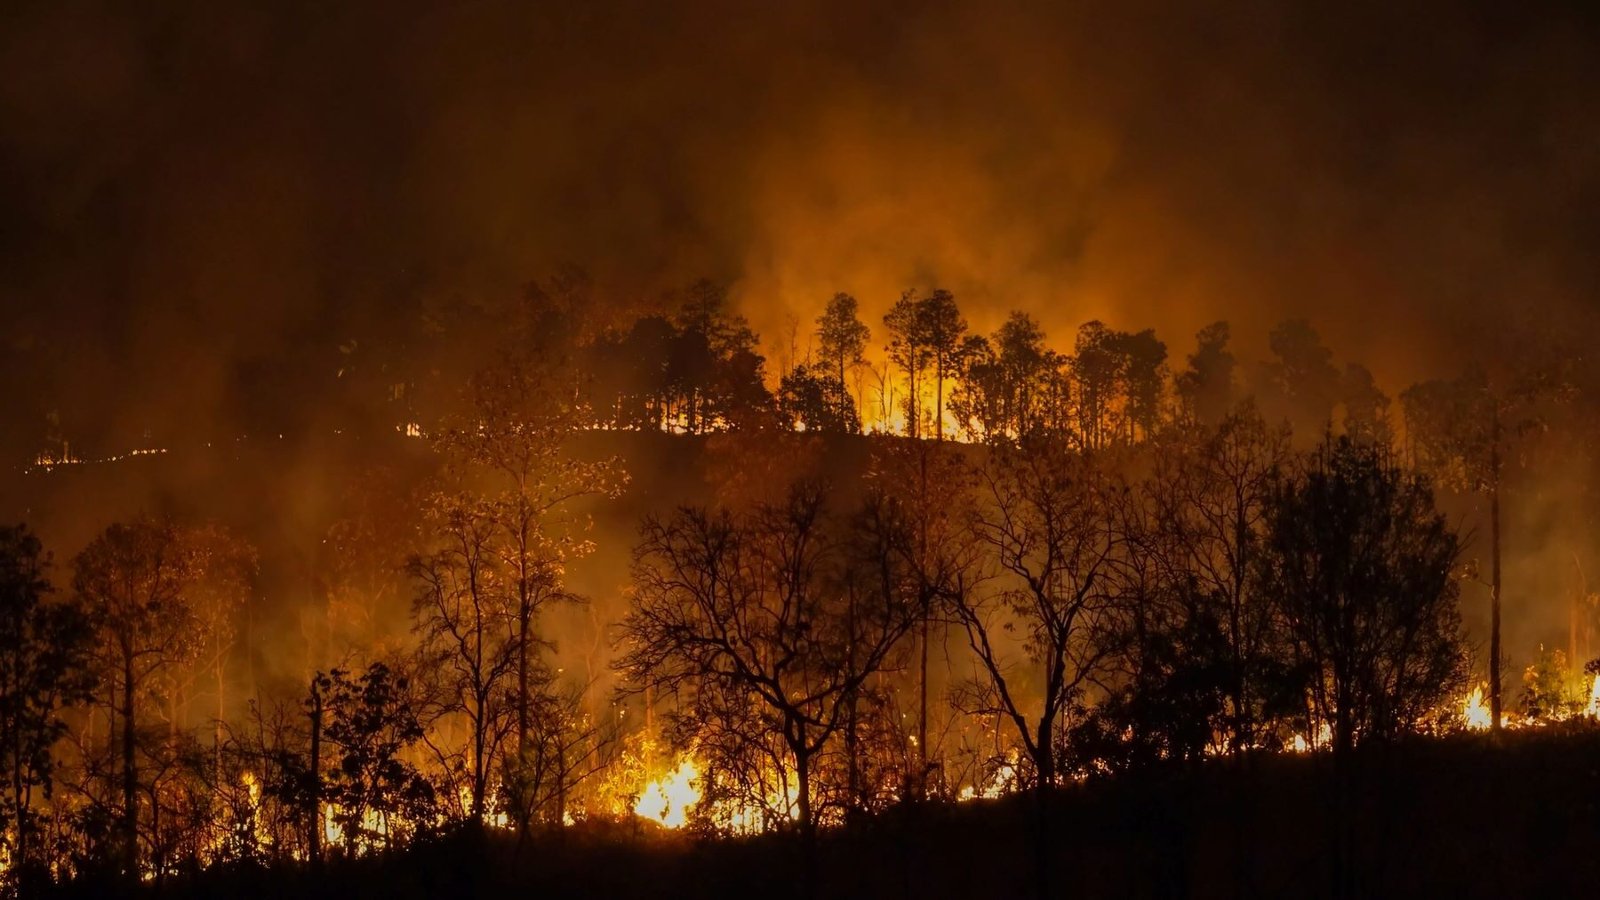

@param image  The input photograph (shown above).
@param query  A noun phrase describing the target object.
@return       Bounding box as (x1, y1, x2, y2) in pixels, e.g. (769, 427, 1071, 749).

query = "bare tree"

(433, 361, 626, 837)
(73, 519, 203, 879)
(956, 442, 1128, 789)
(1143, 409, 1290, 751)
(618, 479, 915, 843)
(408, 495, 516, 827)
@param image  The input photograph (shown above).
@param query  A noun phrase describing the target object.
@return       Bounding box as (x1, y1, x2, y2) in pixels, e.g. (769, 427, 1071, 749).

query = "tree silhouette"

(1261, 319, 1340, 439)
(316, 664, 435, 855)
(1259, 435, 1467, 753)
(73, 519, 203, 880)
(618, 479, 915, 843)
(778, 363, 858, 433)
(1176, 321, 1236, 426)
(432, 360, 626, 838)
(883, 291, 930, 438)
(1401, 365, 1558, 728)
(0, 524, 91, 892)
(815, 293, 870, 432)
(917, 290, 968, 441)
(408, 495, 516, 828)
(957, 442, 1128, 789)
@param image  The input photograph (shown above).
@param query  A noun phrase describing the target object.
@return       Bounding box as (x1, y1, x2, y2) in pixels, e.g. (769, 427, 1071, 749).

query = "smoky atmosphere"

(2, 1, 1599, 898)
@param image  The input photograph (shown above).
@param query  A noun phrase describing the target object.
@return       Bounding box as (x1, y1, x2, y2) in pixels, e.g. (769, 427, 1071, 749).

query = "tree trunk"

(517, 601, 531, 841)
(1490, 414, 1503, 731)
(120, 645, 138, 880)
(916, 448, 930, 799)
(795, 741, 817, 900)
(472, 690, 487, 824)
(308, 677, 323, 866)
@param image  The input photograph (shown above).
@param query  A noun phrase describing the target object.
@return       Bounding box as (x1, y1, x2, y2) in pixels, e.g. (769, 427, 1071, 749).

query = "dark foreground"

(55, 728, 1600, 900)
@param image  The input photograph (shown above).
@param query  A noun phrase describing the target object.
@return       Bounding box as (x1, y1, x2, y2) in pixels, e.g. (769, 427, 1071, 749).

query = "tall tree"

(957, 442, 1128, 789)
(1262, 319, 1341, 438)
(1071, 321, 1125, 450)
(73, 520, 202, 880)
(408, 495, 516, 827)
(883, 291, 929, 438)
(432, 361, 626, 838)
(1401, 366, 1557, 729)
(1176, 321, 1236, 426)
(815, 293, 870, 431)
(1112, 328, 1168, 442)
(0, 525, 91, 891)
(917, 289, 968, 440)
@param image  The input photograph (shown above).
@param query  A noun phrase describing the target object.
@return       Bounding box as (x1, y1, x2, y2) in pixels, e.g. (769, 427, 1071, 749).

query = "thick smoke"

(4, 0, 1599, 454)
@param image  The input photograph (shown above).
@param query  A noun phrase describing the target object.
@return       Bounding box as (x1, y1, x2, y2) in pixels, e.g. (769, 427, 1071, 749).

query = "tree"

(0, 525, 91, 891)
(670, 280, 772, 433)
(957, 442, 1128, 789)
(815, 293, 870, 431)
(316, 664, 435, 855)
(1262, 319, 1340, 438)
(950, 334, 1005, 443)
(917, 289, 968, 441)
(432, 361, 626, 838)
(778, 363, 858, 433)
(618, 479, 915, 844)
(883, 291, 929, 438)
(1340, 363, 1391, 445)
(1112, 328, 1167, 441)
(73, 519, 203, 879)
(994, 313, 1056, 440)
(1070, 321, 1125, 451)
(1176, 322, 1236, 426)
(1258, 435, 1467, 754)
(1125, 410, 1293, 756)
(408, 496, 515, 827)
(1402, 366, 1554, 729)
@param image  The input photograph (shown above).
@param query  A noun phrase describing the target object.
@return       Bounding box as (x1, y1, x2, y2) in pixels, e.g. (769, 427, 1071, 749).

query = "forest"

(6, 278, 1600, 899)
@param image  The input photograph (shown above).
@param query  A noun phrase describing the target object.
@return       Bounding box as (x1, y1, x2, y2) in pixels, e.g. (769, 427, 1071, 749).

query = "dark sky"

(3, 0, 1598, 453)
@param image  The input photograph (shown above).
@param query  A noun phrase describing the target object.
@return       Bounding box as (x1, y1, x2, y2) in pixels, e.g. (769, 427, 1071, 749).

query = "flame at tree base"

(633, 758, 702, 829)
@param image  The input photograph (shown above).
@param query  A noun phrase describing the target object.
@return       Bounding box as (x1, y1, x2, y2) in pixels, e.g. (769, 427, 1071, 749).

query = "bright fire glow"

(1462, 685, 1493, 731)
(632, 757, 702, 828)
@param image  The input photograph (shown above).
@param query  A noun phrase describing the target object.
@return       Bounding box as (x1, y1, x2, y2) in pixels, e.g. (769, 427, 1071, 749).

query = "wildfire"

(1288, 720, 1333, 753)
(323, 803, 391, 853)
(1462, 685, 1493, 731)
(632, 757, 702, 828)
